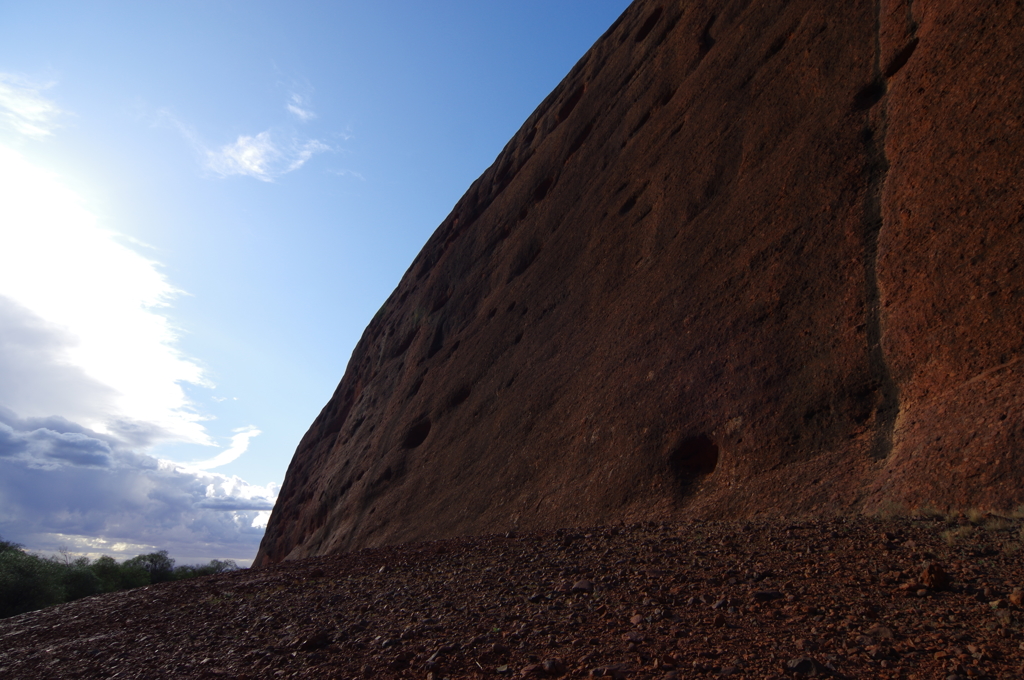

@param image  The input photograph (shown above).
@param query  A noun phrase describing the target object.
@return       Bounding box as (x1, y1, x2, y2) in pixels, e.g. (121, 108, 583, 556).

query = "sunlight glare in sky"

(0, 144, 211, 444)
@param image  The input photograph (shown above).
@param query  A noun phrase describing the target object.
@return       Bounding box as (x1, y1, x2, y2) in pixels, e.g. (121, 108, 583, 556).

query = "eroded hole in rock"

(533, 177, 555, 203)
(765, 33, 786, 61)
(402, 419, 432, 449)
(658, 86, 677, 108)
(557, 84, 586, 123)
(430, 290, 450, 313)
(426, 324, 445, 359)
(884, 37, 919, 78)
(406, 376, 424, 400)
(389, 327, 419, 359)
(634, 7, 663, 42)
(630, 110, 651, 138)
(565, 120, 595, 161)
(698, 14, 716, 56)
(508, 239, 543, 282)
(653, 12, 682, 48)
(619, 195, 638, 215)
(668, 435, 719, 488)
(852, 80, 885, 111)
(448, 386, 471, 409)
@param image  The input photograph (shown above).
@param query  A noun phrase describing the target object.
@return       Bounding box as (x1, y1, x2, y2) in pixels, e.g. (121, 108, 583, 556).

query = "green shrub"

(0, 549, 65, 618)
(123, 550, 175, 584)
(0, 535, 240, 619)
(62, 563, 102, 601)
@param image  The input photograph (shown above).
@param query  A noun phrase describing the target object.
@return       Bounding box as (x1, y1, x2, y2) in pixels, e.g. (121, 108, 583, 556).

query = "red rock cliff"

(255, 0, 1024, 565)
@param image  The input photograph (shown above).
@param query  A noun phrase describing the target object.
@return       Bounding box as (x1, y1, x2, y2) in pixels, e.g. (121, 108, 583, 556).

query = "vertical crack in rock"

(860, 0, 902, 460)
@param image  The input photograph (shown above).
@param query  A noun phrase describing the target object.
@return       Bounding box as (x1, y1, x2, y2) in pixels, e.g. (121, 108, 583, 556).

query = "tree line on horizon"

(0, 535, 240, 619)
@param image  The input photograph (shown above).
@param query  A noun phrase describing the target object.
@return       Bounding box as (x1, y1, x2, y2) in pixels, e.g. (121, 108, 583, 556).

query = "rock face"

(255, 0, 1024, 566)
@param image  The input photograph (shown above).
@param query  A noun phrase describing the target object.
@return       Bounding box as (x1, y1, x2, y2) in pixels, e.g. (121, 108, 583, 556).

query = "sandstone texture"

(257, 0, 1024, 566)
(4, 517, 1024, 678)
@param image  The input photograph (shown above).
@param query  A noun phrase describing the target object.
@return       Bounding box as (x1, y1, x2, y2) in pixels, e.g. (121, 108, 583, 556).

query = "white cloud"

(158, 99, 330, 182)
(0, 144, 211, 444)
(206, 130, 278, 181)
(287, 139, 331, 172)
(188, 426, 261, 470)
(0, 410, 276, 565)
(286, 93, 316, 122)
(204, 129, 329, 181)
(0, 73, 64, 139)
(329, 168, 366, 180)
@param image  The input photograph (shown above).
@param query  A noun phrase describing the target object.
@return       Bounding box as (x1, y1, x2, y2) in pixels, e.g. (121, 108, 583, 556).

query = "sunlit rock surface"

(256, 0, 1024, 566)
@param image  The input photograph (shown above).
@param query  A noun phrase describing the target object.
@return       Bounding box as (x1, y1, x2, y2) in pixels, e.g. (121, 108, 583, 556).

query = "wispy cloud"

(286, 139, 331, 172)
(205, 130, 280, 182)
(157, 98, 331, 182)
(164, 118, 331, 182)
(286, 93, 316, 122)
(0, 73, 64, 139)
(329, 168, 366, 180)
(203, 130, 330, 181)
(188, 426, 261, 470)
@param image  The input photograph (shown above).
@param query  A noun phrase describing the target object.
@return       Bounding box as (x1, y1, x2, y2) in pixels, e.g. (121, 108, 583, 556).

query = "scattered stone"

(784, 657, 829, 676)
(542, 657, 567, 676)
(572, 579, 595, 594)
(753, 590, 784, 602)
(921, 563, 950, 591)
(590, 665, 632, 679)
(387, 657, 410, 671)
(867, 625, 894, 639)
(6, 517, 1024, 678)
(299, 629, 333, 650)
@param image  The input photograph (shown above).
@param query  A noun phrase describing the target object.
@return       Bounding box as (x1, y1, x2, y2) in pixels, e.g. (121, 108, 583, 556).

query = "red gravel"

(2, 516, 1023, 679)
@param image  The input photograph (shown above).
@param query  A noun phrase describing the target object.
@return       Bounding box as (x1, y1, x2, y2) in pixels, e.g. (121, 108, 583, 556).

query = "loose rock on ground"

(2, 516, 1024, 678)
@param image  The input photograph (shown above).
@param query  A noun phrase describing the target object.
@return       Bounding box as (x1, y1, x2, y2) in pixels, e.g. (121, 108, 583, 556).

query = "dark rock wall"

(255, 0, 1024, 566)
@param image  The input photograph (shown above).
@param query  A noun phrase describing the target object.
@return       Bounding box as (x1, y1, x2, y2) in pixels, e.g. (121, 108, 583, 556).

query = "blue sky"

(0, 1, 632, 565)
